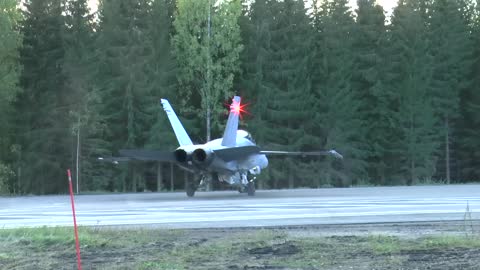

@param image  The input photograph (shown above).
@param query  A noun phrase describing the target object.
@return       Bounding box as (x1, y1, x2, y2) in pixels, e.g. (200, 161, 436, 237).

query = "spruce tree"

(0, 0, 22, 193)
(144, 0, 178, 191)
(63, 0, 95, 192)
(264, 0, 317, 189)
(145, 0, 178, 151)
(17, 0, 69, 194)
(239, 0, 279, 145)
(428, 0, 473, 183)
(352, 0, 389, 184)
(93, 0, 154, 191)
(457, 0, 480, 181)
(238, 0, 279, 188)
(311, 0, 367, 187)
(387, 0, 439, 184)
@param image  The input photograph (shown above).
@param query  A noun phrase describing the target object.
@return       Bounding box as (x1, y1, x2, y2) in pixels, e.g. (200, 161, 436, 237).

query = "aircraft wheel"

(247, 182, 255, 196)
(186, 180, 197, 197)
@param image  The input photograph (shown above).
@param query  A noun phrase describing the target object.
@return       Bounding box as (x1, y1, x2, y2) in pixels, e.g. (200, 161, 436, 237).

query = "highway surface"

(0, 185, 479, 229)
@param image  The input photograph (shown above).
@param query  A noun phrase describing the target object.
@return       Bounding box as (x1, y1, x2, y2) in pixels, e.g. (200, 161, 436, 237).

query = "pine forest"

(0, 0, 479, 195)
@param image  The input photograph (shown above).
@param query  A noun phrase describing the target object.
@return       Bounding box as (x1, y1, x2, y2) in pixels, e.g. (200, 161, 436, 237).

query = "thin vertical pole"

(76, 116, 80, 194)
(67, 169, 82, 270)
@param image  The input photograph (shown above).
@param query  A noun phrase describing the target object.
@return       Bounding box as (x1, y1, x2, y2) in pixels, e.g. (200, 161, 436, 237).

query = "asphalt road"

(1, 185, 479, 229)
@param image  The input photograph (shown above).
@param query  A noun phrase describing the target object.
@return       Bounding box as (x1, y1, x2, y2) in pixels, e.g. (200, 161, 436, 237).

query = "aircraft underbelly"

(208, 154, 267, 172)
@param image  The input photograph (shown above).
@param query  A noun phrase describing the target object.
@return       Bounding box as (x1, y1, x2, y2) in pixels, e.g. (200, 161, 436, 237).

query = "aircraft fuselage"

(175, 131, 268, 186)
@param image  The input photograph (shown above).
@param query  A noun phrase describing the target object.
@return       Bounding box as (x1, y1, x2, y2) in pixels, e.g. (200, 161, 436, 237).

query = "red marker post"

(67, 169, 82, 270)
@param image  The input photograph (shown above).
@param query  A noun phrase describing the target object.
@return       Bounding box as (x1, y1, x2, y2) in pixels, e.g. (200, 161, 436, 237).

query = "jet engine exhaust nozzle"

(193, 148, 213, 164)
(174, 149, 189, 163)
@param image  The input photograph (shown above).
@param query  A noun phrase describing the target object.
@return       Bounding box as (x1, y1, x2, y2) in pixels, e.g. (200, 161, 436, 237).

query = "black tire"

(186, 181, 196, 197)
(247, 182, 255, 196)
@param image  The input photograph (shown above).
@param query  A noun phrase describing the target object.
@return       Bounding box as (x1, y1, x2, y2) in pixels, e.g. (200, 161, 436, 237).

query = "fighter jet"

(101, 96, 342, 197)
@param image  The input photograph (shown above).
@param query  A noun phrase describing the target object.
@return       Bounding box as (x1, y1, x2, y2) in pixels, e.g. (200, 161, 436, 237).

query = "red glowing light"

(231, 100, 241, 115)
(226, 97, 250, 119)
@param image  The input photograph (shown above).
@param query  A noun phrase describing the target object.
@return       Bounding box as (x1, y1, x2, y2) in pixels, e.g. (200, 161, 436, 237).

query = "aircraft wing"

(97, 156, 132, 164)
(214, 146, 261, 162)
(98, 150, 176, 164)
(118, 149, 177, 162)
(260, 150, 343, 159)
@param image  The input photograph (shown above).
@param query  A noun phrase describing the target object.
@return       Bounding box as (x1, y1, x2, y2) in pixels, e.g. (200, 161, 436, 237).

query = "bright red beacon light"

(231, 100, 241, 115)
(227, 97, 250, 119)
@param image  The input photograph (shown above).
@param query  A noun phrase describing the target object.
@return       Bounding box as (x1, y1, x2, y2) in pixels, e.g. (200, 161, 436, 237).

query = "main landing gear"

(186, 175, 214, 197)
(187, 173, 256, 197)
(246, 181, 255, 196)
(186, 177, 200, 197)
(238, 179, 256, 196)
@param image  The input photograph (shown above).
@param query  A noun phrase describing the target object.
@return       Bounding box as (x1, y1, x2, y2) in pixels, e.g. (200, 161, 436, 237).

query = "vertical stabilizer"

(221, 96, 241, 147)
(160, 99, 193, 146)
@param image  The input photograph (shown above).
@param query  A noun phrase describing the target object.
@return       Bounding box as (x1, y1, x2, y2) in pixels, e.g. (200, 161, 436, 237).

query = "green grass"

(138, 261, 185, 270)
(1, 227, 480, 269)
(366, 235, 403, 254)
(420, 235, 480, 249)
(0, 226, 123, 250)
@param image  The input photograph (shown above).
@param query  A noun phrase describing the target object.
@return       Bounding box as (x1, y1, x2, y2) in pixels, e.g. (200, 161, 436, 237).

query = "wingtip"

(329, 150, 343, 159)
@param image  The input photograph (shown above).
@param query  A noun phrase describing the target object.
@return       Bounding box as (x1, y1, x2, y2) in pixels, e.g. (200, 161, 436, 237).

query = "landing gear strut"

(239, 172, 256, 196)
(247, 181, 255, 196)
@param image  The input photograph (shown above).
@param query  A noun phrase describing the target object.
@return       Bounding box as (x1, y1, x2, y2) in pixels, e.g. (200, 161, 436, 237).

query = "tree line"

(0, 0, 479, 195)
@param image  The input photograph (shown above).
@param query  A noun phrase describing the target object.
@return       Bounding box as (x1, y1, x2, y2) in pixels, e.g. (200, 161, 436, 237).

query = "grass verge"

(0, 226, 479, 269)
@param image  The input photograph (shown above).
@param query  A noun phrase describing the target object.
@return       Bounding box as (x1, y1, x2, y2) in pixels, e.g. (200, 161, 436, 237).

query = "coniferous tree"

(352, 0, 389, 184)
(144, 0, 178, 191)
(63, 0, 95, 192)
(17, 0, 69, 194)
(428, 0, 473, 183)
(239, 0, 316, 189)
(311, 0, 367, 187)
(5, 0, 480, 194)
(239, 0, 279, 146)
(94, 0, 154, 192)
(145, 0, 178, 151)
(260, 0, 316, 189)
(387, 0, 439, 184)
(0, 0, 22, 193)
(238, 0, 279, 188)
(457, 0, 480, 181)
(172, 0, 243, 142)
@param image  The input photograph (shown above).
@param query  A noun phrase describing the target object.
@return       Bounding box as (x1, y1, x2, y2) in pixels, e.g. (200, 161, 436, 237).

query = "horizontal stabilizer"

(119, 149, 176, 162)
(260, 150, 343, 159)
(214, 146, 260, 162)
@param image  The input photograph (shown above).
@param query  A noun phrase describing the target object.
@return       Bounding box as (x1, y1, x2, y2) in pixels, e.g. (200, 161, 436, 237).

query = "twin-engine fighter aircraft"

(101, 96, 343, 197)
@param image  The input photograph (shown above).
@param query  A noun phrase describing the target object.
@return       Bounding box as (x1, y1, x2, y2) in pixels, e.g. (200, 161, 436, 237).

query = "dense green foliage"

(0, 0, 22, 193)
(1, 0, 479, 194)
(173, 0, 243, 142)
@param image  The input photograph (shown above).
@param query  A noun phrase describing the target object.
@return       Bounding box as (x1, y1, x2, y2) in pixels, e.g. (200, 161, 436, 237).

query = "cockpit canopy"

(237, 130, 255, 143)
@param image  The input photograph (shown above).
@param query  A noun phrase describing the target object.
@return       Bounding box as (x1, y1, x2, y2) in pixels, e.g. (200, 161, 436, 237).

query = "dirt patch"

(401, 247, 480, 270)
(248, 241, 301, 256)
(2, 222, 480, 269)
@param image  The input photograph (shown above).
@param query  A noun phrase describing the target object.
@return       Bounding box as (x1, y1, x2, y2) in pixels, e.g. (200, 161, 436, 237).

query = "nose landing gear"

(246, 181, 255, 196)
